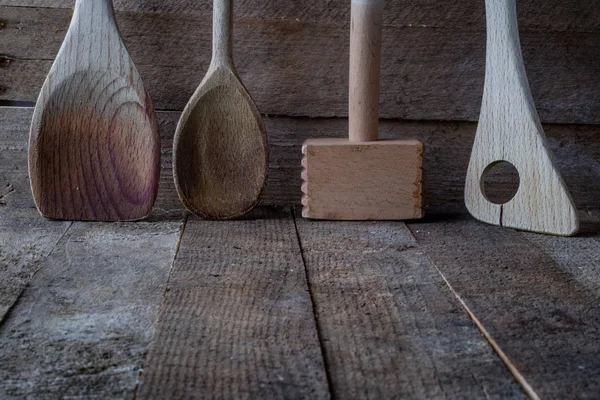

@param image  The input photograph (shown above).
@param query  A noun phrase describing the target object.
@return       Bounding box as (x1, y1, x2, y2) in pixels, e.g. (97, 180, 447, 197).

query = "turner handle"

(349, 0, 384, 143)
(73, 0, 118, 31)
(212, 0, 234, 68)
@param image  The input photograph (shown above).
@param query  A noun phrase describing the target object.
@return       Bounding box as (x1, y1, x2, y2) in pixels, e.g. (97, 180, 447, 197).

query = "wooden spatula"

(173, 0, 268, 220)
(28, 0, 160, 222)
(465, 0, 578, 236)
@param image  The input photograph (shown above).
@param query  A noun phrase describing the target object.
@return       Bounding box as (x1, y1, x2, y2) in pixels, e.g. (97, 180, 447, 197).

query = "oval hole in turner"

(480, 161, 520, 205)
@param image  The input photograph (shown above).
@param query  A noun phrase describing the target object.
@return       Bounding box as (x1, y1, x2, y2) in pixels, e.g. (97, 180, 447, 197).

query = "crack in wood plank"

(421, 250, 540, 400)
(407, 216, 600, 398)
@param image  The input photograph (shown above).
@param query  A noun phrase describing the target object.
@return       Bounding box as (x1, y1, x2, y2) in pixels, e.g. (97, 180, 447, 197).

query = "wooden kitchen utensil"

(465, 0, 578, 236)
(301, 0, 423, 220)
(173, 0, 268, 220)
(28, 0, 160, 221)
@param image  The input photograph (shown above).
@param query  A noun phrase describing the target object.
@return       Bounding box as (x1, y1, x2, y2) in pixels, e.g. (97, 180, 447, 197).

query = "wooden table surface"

(1, 107, 599, 399)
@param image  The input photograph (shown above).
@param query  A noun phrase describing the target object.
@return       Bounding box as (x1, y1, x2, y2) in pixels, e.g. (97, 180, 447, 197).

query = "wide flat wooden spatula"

(29, 0, 160, 221)
(465, 0, 578, 236)
(173, 0, 268, 220)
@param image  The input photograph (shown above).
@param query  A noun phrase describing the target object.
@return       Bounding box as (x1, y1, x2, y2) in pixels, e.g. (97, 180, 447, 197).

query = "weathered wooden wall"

(0, 0, 599, 212)
(1, 1, 600, 123)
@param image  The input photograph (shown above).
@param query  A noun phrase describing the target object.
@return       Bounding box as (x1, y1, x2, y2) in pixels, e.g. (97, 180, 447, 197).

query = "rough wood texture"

(465, 0, 578, 236)
(136, 208, 329, 399)
(2, 1, 599, 34)
(294, 216, 525, 398)
(173, 0, 268, 220)
(0, 220, 182, 398)
(0, 107, 71, 322)
(3, 107, 599, 215)
(302, 139, 423, 220)
(408, 216, 600, 399)
(28, 0, 160, 221)
(2, 5, 599, 124)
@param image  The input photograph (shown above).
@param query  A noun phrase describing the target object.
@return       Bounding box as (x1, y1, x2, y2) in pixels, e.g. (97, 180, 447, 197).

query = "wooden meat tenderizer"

(301, 0, 423, 220)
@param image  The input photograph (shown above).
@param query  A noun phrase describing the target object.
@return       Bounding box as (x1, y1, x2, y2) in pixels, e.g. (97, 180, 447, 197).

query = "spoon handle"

(62, 0, 120, 71)
(72, 0, 118, 32)
(212, 0, 234, 68)
(349, 0, 384, 143)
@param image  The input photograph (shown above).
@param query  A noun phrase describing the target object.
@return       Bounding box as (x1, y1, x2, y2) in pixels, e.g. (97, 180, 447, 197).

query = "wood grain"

(2, 5, 599, 124)
(294, 216, 525, 398)
(348, 0, 383, 143)
(2, 0, 599, 32)
(465, 0, 578, 236)
(3, 107, 599, 215)
(28, 0, 160, 221)
(301, 139, 423, 220)
(0, 107, 71, 322)
(407, 216, 600, 399)
(0, 220, 182, 398)
(136, 208, 329, 399)
(173, 0, 268, 220)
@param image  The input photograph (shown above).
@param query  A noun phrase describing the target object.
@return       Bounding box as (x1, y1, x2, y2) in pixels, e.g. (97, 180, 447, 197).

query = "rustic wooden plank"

(1, 0, 598, 33)
(523, 212, 600, 295)
(0, 219, 183, 398)
(0, 107, 71, 321)
(407, 217, 600, 398)
(294, 216, 525, 398)
(2, 6, 599, 124)
(136, 207, 329, 399)
(2, 107, 599, 215)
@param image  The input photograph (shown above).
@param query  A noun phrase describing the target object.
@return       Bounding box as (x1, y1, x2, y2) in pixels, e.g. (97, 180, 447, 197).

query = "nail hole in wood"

(481, 161, 520, 205)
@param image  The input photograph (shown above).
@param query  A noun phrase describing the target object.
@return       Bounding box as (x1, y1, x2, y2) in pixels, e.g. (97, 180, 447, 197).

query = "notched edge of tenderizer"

(300, 143, 310, 218)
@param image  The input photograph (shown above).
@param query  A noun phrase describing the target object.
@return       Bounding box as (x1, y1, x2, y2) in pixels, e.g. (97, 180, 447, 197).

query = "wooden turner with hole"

(465, 0, 578, 236)
(173, 0, 269, 220)
(28, 0, 160, 221)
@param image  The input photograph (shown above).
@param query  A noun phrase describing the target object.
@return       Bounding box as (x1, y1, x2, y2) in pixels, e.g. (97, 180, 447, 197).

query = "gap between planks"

(290, 207, 335, 399)
(0, 220, 73, 327)
(133, 213, 190, 400)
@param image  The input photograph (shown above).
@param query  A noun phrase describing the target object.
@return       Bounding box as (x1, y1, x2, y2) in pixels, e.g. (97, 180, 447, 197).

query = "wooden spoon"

(28, 0, 160, 221)
(173, 0, 268, 220)
(465, 0, 578, 236)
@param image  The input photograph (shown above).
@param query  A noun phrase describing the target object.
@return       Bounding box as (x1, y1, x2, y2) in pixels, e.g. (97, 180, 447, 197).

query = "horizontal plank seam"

(419, 248, 541, 400)
(291, 207, 335, 399)
(0, 55, 54, 62)
(0, 220, 73, 329)
(3, 105, 600, 128)
(132, 213, 189, 400)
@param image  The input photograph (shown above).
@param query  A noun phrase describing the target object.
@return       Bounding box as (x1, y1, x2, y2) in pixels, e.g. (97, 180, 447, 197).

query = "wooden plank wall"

(1, 1, 599, 123)
(1, 1, 599, 213)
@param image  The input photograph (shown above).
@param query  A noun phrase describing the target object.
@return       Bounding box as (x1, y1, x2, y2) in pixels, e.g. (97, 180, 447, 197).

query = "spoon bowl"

(173, 0, 268, 220)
